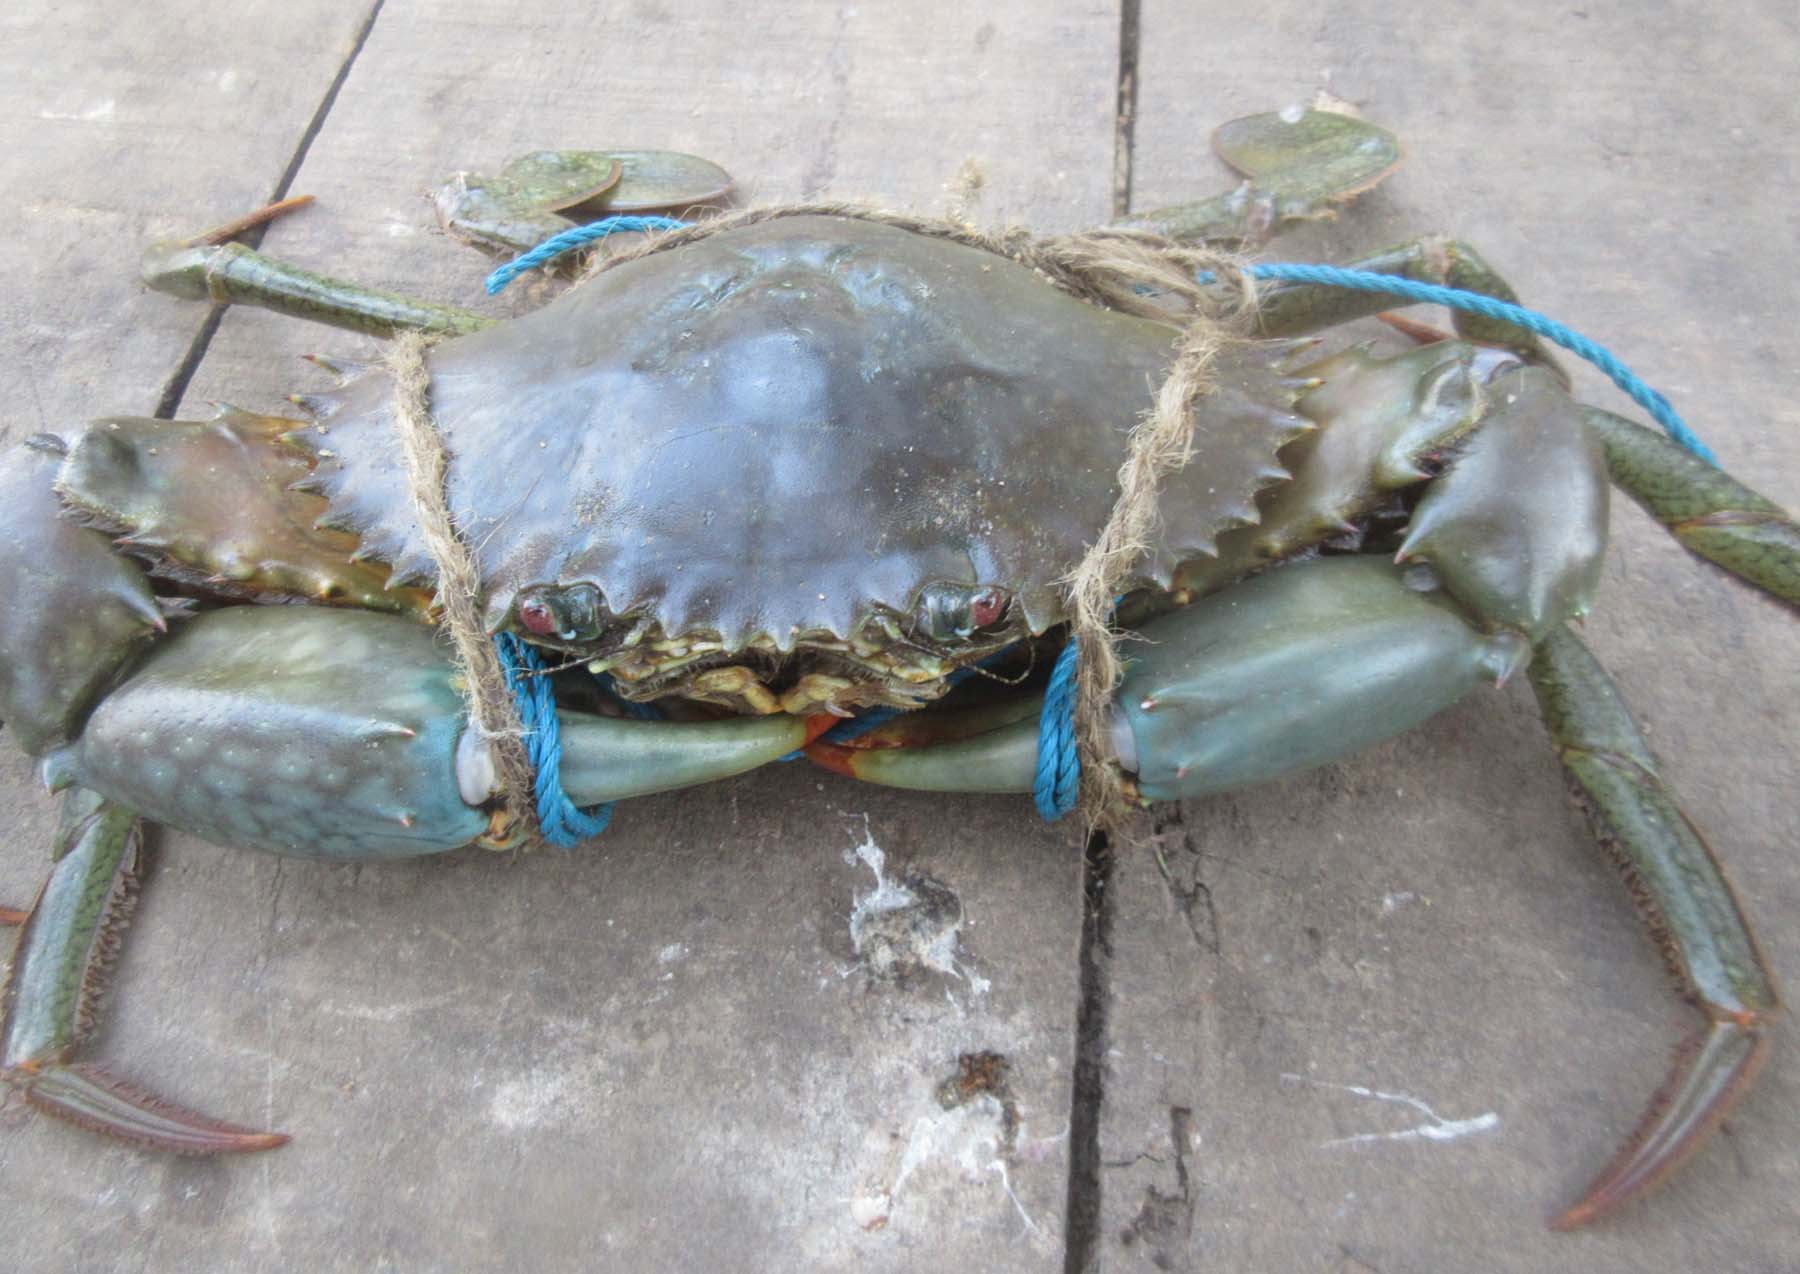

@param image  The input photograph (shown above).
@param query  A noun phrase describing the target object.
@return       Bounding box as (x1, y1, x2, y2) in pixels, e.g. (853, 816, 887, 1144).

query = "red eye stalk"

(518, 598, 558, 635)
(969, 589, 1007, 630)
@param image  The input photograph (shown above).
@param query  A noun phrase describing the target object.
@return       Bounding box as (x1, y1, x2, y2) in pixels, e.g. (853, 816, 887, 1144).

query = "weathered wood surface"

(1, 2, 1796, 1271)
(1101, 5, 1800, 1272)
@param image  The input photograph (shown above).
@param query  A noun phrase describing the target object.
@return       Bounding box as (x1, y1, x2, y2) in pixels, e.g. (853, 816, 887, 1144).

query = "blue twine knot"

(485, 215, 691, 295)
(493, 632, 613, 847)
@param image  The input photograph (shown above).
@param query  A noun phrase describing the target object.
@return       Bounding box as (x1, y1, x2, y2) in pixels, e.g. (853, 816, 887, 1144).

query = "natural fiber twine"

(392, 207, 1259, 831)
(388, 331, 540, 840)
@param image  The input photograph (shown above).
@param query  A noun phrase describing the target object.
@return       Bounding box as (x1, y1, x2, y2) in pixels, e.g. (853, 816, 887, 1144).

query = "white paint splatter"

(989, 1159, 1040, 1235)
(656, 942, 688, 965)
(850, 1189, 891, 1230)
(39, 98, 114, 122)
(1281, 1073, 1499, 1147)
(846, 818, 960, 979)
(891, 1097, 1005, 1199)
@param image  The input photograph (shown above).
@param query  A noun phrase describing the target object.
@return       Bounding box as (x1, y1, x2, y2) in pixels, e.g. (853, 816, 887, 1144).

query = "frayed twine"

(387, 331, 540, 843)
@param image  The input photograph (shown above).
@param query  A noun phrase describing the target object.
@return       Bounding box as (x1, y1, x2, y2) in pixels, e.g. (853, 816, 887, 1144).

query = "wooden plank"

(0, 0, 390, 1248)
(1102, 5, 1800, 1270)
(4, 2, 1122, 1269)
(0, 1, 376, 429)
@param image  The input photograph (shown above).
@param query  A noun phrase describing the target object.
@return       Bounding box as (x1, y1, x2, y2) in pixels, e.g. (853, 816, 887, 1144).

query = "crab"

(0, 108, 1793, 1228)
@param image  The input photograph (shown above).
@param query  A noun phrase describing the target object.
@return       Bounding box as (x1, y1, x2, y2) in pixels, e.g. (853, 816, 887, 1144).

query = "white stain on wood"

(1282, 1072, 1500, 1147)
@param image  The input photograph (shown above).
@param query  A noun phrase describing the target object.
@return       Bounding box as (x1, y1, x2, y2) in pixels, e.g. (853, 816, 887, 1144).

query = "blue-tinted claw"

(1118, 556, 1524, 800)
(805, 557, 1522, 801)
(57, 605, 815, 860)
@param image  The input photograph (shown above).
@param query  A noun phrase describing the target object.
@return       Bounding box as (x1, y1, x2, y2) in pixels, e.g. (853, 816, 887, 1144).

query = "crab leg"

(1582, 408, 1800, 608)
(2, 609, 811, 1155)
(139, 150, 735, 336)
(1527, 625, 1779, 1228)
(1116, 108, 1402, 247)
(429, 149, 735, 258)
(1244, 236, 1564, 371)
(0, 788, 287, 1152)
(141, 239, 495, 338)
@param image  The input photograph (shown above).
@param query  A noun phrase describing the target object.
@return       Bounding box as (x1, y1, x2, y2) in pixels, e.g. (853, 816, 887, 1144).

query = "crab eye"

(968, 588, 1008, 631)
(518, 596, 558, 635)
(914, 583, 1013, 643)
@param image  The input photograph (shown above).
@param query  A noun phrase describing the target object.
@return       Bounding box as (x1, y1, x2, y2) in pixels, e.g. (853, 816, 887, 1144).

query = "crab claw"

(13, 1062, 289, 1155)
(805, 557, 1524, 800)
(461, 708, 826, 808)
(54, 604, 823, 861)
(1553, 1018, 1770, 1230)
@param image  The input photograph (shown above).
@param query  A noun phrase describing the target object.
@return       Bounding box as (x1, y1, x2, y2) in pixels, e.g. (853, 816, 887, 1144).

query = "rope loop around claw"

(388, 331, 544, 844)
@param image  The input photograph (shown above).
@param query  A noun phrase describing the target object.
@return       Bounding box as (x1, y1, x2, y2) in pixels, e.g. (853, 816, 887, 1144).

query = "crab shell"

(270, 216, 1311, 706)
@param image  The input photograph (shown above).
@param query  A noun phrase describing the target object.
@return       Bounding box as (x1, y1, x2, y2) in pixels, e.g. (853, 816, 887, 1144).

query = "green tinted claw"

(1116, 557, 1524, 800)
(56, 607, 493, 860)
(1118, 107, 1401, 246)
(807, 558, 1525, 799)
(0, 789, 288, 1154)
(806, 706, 1043, 794)
(432, 150, 734, 256)
(538, 712, 826, 805)
(52, 604, 820, 860)
(1528, 627, 1780, 1227)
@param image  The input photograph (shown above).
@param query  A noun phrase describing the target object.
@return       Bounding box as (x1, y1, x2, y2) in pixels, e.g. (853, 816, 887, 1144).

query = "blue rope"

(493, 632, 613, 847)
(1034, 642, 1082, 821)
(485, 215, 691, 295)
(1202, 263, 1717, 465)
